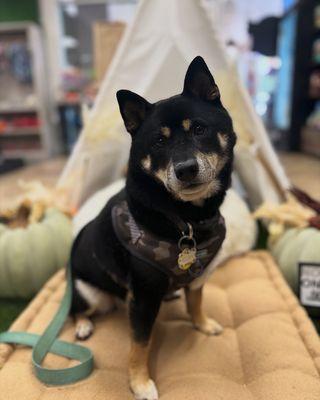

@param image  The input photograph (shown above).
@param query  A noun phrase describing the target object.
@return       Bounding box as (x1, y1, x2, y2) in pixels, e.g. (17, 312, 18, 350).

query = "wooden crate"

(93, 21, 125, 82)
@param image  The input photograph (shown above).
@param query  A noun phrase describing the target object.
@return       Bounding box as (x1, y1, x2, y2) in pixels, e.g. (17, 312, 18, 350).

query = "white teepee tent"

(58, 0, 290, 210)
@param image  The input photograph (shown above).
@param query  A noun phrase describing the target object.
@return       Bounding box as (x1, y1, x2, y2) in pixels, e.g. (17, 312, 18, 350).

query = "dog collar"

(112, 200, 226, 289)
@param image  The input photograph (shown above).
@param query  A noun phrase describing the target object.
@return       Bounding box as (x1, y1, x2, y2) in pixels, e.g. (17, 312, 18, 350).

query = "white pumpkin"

(0, 208, 73, 299)
(270, 227, 320, 294)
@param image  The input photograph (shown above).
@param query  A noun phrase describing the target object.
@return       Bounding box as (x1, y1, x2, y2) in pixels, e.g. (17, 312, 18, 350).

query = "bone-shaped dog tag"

(178, 247, 197, 270)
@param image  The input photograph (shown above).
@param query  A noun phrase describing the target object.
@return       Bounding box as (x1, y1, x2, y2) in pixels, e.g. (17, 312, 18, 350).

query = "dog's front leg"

(128, 287, 164, 400)
(185, 286, 223, 335)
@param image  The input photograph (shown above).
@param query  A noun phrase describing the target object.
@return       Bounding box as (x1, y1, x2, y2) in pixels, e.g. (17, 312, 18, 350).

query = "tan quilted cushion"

(0, 251, 320, 399)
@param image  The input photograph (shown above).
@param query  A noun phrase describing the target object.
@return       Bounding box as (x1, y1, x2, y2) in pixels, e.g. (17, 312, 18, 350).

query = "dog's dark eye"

(193, 123, 205, 135)
(154, 136, 165, 148)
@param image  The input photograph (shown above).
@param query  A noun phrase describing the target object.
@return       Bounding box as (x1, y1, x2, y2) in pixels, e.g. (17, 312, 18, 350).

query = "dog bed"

(0, 251, 319, 400)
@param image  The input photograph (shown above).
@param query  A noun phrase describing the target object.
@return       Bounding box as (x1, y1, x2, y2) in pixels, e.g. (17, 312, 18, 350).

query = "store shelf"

(0, 107, 38, 114)
(0, 22, 58, 161)
(2, 149, 45, 161)
(0, 128, 40, 137)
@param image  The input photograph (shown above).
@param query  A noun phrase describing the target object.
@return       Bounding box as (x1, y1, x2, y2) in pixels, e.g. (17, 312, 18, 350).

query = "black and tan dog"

(70, 56, 236, 400)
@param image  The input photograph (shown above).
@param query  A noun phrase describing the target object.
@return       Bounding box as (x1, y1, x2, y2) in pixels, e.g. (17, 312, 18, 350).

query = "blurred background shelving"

(0, 22, 59, 171)
(290, 0, 320, 156)
(0, 0, 320, 176)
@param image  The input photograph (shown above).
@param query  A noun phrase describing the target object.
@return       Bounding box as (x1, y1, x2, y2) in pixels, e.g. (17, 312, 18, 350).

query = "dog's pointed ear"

(116, 90, 152, 135)
(182, 56, 220, 103)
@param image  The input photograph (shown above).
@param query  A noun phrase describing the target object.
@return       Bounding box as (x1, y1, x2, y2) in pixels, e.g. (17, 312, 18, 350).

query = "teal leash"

(0, 263, 94, 385)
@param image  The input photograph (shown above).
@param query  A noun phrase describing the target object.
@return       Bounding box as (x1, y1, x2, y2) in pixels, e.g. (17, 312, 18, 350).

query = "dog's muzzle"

(164, 153, 219, 201)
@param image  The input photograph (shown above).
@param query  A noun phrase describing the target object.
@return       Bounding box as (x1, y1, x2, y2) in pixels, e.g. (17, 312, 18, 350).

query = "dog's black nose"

(174, 159, 199, 182)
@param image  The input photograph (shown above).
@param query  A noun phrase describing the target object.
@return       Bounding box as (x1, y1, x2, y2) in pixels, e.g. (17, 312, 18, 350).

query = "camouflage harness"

(112, 201, 226, 289)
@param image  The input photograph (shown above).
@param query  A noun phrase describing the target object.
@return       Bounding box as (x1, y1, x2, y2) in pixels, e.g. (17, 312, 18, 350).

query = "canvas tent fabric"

(58, 0, 290, 210)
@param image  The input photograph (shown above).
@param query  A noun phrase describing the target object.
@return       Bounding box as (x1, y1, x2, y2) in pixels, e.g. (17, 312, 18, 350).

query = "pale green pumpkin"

(0, 208, 73, 299)
(270, 227, 320, 294)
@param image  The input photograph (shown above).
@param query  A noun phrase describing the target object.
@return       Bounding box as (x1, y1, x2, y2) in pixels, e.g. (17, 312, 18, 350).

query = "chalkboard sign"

(299, 262, 320, 318)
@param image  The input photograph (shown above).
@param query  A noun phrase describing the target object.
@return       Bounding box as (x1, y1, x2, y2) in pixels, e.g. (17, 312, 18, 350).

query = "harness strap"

(0, 263, 94, 385)
(112, 201, 226, 289)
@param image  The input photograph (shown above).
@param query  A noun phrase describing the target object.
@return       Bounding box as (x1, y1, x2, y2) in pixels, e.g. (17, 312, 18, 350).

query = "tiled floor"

(0, 152, 320, 208)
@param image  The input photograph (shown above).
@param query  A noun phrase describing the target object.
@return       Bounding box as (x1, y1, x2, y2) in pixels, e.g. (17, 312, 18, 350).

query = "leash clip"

(185, 222, 193, 240)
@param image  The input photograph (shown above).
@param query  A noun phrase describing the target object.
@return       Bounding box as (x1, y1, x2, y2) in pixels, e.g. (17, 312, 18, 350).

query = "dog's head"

(117, 56, 236, 204)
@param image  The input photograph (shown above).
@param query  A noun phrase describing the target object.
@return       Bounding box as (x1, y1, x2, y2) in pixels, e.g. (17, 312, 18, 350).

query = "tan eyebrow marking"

(217, 132, 228, 149)
(141, 155, 151, 171)
(182, 119, 191, 131)
(161, 126, 171, 137)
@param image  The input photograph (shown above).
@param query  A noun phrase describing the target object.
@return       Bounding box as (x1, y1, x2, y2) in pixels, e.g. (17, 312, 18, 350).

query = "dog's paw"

(194, 318, 223, 336)
(75, 318, 94, 340)
(131, 379, 158, 400)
